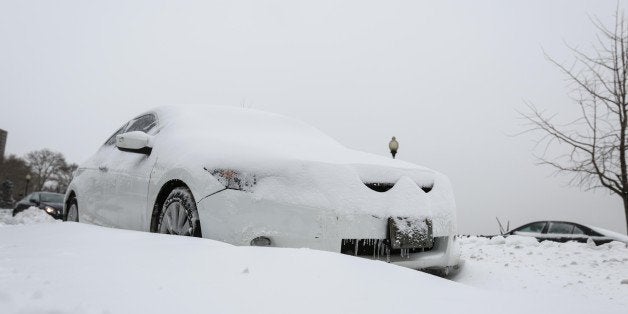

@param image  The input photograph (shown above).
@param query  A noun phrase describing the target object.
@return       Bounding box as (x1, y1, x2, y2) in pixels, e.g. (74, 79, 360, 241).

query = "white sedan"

(65, 105, 460, 272)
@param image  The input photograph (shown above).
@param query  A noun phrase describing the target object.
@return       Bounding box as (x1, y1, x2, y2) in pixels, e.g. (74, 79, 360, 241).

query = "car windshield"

(40, 193, 63, 203)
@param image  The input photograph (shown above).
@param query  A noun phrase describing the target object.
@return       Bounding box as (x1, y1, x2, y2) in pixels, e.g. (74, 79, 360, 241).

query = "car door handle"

(98, 166, 108, 172)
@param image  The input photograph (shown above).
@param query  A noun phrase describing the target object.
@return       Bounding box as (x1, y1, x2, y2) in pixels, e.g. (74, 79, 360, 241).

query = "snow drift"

(0, 221, 625, 314)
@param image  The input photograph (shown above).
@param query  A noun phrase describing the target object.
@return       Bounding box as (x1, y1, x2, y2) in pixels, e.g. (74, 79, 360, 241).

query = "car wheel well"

(150, 180, 189, 232)
(66, 191, 76, 207)
(65, 191, 77, 221)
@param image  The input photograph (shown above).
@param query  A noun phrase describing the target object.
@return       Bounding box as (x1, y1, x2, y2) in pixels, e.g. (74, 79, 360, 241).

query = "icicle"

(372, 240, 376, 258)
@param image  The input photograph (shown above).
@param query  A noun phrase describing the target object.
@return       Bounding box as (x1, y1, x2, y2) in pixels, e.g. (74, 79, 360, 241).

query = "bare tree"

(54, 161, 78, 193)
(25, 149, 65, 191)
(522, 9, 628, 234)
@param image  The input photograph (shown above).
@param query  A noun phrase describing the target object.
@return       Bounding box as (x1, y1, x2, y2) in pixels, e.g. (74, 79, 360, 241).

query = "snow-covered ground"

(1, 208, 626, 314)
(455, 235, 628, 308)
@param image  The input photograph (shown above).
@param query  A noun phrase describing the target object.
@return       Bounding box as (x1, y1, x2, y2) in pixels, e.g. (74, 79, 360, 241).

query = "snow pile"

(0, 207, 58, 226)
(0, 224, 622, 314)
(455, 235, 628, 308)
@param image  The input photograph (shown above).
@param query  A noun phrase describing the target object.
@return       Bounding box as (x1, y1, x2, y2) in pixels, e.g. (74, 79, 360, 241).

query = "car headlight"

(44, 206, 56, 214)
(207, 168, 256, 191)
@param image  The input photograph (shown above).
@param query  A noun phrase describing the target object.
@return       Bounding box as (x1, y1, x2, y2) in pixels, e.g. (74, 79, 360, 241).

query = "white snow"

(455, 235, 628, 308)
(0, 212, 626, 314)
(0, 207, 58, 226)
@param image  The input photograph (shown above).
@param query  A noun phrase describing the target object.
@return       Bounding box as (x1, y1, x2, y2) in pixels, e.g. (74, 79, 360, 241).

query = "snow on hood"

(153, 105, 436, 182)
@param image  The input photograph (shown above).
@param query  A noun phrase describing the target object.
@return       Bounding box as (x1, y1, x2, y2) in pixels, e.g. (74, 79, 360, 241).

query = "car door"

(79, 123, 129, 227)
(545, 222, 579, 243)
(569, 224, 593, 243)
(106, 113, 159, 230)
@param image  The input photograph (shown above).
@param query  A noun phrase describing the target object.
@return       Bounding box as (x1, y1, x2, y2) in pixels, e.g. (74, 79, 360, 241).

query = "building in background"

(0, 129, 6, 162)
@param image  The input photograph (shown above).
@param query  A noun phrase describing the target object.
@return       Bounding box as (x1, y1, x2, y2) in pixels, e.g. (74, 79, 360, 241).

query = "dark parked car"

(505, 221, 628, 245)
(13, 192, 65, 220)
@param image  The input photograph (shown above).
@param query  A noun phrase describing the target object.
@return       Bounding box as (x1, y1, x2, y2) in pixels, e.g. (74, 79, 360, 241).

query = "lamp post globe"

(389, 136, 399, 159)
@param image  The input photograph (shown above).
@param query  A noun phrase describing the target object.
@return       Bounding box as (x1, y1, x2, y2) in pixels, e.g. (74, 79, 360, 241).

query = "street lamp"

(389, 136, 399, 159)
(24, 174, 31, 195)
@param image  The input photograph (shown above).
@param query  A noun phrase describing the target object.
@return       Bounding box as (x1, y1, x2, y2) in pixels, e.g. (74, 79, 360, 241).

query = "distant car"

(64, 105, 461, 273)
(505, 221, 628, 245)
(13, 192, 65, 219)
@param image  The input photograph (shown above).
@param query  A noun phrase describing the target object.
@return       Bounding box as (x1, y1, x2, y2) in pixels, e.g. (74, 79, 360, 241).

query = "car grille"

(363, 182, 433, 193)
(340, 238, 434, 260)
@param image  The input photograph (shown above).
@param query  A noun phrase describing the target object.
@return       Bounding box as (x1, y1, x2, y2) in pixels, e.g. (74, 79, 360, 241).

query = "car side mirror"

(29, 198, 39, 205)
(116, 131, 153, 155)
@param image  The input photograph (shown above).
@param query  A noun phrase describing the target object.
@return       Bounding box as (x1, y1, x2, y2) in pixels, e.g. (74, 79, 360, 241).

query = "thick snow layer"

(0, 214, 625, 314)
(455, 236, 628, 308)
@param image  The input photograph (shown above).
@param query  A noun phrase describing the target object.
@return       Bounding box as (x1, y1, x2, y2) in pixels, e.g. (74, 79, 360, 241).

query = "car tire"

(66, 198, 79, 222)
(157, 187, 202, 237)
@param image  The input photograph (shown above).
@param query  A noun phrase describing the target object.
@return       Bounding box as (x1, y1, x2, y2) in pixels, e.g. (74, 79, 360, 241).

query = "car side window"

(548, 222, 574, 234)
(517, 222, 546, 233)
(125, 114, 157, 134)
(104, 124, 128, 146)
(572, 225, 585, 235)
(103, 114, 157, 146)
(29, 193, 39, 203)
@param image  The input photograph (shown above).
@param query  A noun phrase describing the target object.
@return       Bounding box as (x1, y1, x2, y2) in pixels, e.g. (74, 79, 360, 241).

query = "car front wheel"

(66, 199, 79, 222)
(157, 187, 201, 237)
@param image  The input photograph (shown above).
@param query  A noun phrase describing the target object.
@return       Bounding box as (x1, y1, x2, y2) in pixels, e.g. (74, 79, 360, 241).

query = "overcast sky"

(1, 0, 627, 234)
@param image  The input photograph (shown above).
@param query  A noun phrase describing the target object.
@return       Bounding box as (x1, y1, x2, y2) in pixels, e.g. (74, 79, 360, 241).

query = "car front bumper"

(196, 189, 460, 270)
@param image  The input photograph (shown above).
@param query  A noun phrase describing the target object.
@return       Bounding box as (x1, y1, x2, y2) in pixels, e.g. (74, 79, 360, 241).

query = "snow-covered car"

(506, 221, 628, 245)
(65, 105, 460, 272)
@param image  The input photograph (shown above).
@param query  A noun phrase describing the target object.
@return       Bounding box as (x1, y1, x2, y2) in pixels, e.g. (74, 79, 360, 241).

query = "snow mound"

(504, 235, 540, 247)
(0, 224, 620, 314)
(0, 207, 58, 226)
